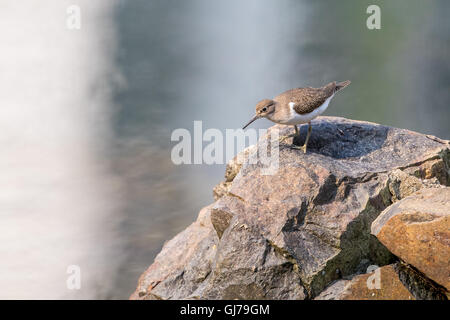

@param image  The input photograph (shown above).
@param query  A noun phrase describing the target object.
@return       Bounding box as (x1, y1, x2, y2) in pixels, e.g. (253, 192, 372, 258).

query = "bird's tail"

(335, 80, 351, 91)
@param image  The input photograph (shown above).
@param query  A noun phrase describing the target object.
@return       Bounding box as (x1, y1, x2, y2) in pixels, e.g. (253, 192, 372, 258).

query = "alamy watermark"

(366, 264, 381, 290)
(66, 5, 81, 30)
(66, 265, 81, 290)
(366, 5, 381, 30)
(171, 121, 280, 175)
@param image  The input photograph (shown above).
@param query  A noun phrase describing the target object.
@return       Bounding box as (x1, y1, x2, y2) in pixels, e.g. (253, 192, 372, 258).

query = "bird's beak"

(242, 114, 259, 129)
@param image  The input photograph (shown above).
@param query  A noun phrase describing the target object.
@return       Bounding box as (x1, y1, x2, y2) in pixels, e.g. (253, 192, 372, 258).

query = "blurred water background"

(0, 0, 449, 299)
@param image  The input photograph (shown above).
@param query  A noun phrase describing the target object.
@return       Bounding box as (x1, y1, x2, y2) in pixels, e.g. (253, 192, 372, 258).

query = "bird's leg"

(291, 124, 300, 145)
(290, 122, 312, 153)
(278, 125, 298, 144)
(301, 121, 312, 153)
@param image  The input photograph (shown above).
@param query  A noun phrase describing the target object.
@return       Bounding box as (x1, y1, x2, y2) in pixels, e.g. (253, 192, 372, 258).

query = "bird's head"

(242, 99, 275, 129)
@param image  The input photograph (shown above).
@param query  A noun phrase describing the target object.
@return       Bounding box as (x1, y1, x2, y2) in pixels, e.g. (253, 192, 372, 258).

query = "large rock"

(132, 117, 450, 300)
(315, 264, 415, 300)
(316, 262, 448, 300)
(130, 205, 218, 300)
(372, 187, 450, 292)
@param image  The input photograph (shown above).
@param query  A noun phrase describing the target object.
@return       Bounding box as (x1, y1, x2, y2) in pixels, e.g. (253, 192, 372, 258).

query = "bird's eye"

(262, 107, 267, 112)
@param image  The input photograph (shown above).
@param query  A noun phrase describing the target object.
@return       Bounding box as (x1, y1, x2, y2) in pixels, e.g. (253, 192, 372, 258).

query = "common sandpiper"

(243, 80, 351, 153)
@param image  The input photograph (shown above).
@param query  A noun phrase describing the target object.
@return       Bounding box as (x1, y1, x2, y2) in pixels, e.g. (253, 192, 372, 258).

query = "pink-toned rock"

(132, 117, 450, 300)
(130, 205, 218, 299)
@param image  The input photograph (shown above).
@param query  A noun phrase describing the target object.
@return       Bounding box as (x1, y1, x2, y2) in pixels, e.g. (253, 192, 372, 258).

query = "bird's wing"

(279, 82, 336, 115)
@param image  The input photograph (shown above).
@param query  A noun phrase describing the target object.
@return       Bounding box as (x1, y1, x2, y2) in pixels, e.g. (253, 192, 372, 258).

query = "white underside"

(283, 94, 334, 125)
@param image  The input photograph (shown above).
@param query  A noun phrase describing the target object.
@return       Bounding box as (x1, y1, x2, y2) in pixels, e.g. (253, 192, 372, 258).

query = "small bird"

(242, 80, 351, 153)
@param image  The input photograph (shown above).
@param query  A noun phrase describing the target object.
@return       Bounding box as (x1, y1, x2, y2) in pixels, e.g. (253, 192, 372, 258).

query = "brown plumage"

(275, 80, 351, 115)
(242, 80, 351, 153)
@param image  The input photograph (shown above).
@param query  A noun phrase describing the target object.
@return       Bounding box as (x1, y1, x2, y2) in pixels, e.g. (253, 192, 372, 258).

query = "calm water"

(0, 1, 449, 299)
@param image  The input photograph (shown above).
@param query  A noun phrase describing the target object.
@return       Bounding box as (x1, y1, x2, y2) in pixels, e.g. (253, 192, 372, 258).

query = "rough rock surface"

(315, 264, 415, 300)
(317, 261, 448, 300)
(132, 117, 450, 300)
(372, 187, 450, 292)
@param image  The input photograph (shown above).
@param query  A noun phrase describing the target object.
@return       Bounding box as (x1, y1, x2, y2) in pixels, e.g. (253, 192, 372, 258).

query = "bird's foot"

(278, 134, 296, 145)
(289, 144, 307, 153)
